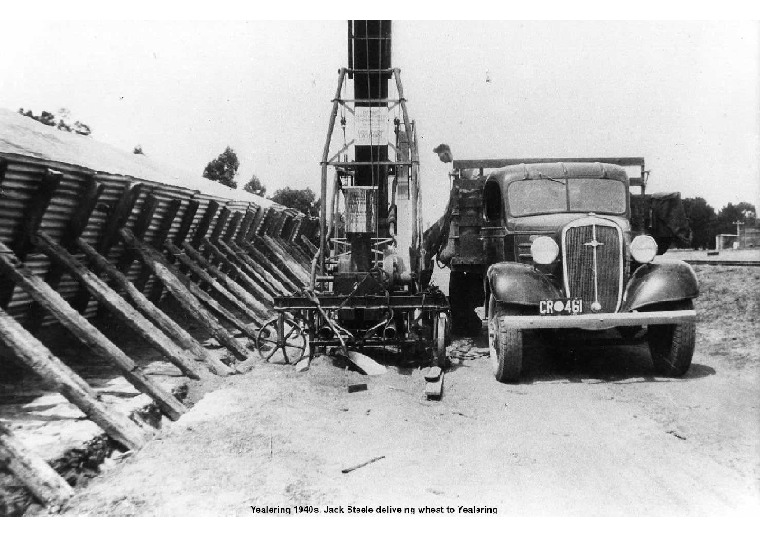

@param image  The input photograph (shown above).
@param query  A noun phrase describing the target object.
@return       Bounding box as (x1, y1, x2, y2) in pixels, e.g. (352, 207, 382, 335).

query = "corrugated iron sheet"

(0, 150, 317, 332)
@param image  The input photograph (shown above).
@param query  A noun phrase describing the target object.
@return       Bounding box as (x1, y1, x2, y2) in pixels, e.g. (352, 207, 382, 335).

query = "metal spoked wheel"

(256, 315, 307, 364)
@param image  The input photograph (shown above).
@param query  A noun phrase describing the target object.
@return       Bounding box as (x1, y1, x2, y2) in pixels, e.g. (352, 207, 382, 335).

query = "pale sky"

(1, 20, 758, 223)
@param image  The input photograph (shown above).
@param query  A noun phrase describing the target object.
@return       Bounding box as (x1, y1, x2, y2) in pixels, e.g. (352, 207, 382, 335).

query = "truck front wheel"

(647, 299, 696, 376)
(488, 296, 523, 383)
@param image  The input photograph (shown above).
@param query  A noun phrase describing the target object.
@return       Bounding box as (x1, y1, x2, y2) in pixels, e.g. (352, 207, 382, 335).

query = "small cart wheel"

(433, 313, 449, 369)
(255, 316, 306, 364)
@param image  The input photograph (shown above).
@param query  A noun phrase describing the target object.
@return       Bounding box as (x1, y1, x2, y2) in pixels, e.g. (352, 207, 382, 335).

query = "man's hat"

(433, 143, 451, 154)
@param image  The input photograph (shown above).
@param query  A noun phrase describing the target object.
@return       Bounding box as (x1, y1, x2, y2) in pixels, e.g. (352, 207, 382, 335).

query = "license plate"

(539, 298, 583, 315)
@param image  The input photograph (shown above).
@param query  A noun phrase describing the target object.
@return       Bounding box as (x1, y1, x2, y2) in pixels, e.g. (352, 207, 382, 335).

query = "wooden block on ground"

(424, 366, 442, 382)
(348, 383, 368, 393)
(425, 371, 444, 400)
(295, 358, 311, 373)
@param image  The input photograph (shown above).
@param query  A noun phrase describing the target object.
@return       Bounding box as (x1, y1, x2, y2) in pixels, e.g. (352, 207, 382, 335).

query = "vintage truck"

(430, 157, 697, 382)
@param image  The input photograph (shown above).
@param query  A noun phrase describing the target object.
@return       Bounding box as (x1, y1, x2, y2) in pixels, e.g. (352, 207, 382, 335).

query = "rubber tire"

(488, 296, 523, 383)
(647, 299, 696, 377)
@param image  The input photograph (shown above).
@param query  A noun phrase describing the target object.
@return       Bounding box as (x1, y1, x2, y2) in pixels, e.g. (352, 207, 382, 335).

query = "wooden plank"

(120, 229, 254, 366)
(341, 350, 387, 376)
(0, 421, 74, 508)
(35, 232, 206, 380)
(0, 311, 149, 451)
(164, 241, 266, 324)
(25, 175, 104, 332)
(425, 371, 444, 400)
(74, 237, 232, 376)
(0, 241, 187, 421)
(0, 169, 62, 308)
(71, 182, 143, 313)
(178, 241, 271, 321)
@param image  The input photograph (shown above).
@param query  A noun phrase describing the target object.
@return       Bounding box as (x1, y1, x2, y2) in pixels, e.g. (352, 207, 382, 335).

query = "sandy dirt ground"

(56, 263, 760, 517)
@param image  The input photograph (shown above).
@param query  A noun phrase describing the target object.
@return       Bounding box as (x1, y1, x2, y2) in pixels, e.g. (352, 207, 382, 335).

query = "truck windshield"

(508, 178, 626, 216)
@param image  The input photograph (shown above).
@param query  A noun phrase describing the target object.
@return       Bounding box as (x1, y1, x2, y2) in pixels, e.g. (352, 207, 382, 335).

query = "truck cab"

(440, 158, 698, 383)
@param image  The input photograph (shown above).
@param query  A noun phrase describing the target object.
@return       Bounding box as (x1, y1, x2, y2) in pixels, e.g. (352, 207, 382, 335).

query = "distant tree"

(715, 202, 757, 237)
(17, 107, 91, 136)
(270, 187, 317, 216)
(682, 197, 716, 249)
(202, 146, 239, 189)
(133, 145, 144, 155)
(243, 174, 266, 196)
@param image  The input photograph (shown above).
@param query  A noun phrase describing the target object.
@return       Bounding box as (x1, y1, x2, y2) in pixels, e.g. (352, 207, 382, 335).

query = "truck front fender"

(621, 259, 699, 311)
(486, 262, 561, 307)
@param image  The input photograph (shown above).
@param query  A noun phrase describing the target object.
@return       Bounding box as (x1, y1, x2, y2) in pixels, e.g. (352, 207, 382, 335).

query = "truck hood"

(507, 213, 631, 235)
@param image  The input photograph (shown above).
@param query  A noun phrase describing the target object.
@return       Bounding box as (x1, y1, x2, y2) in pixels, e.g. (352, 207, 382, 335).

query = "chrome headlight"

(531, 236, 559, 265)
(630, 235, 658, 263)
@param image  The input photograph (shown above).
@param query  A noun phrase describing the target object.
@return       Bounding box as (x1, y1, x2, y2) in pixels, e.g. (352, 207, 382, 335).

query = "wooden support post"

(165, 242, 267, 323)
(120, 229, 254, 366)
(151, 199, 199, 302)
(210, 211, 279, 294)
(74, 237, 232, 376)
(168, 200, 199, 263)
(208, 206, 230, 245)
(250, 206, 268, 238)
(249, 236, 309, 286)
(235, 210, 255, 243)
(0, 311, 149, 451)
(0, 169, 62, 307)
(117, 192, 158, 272)
(71, 182, 143, 313)
(0, 242, 186, 421)
(201, 238, 274, 303)
(190, 200, 219, 249)
(223, 211, 242, 243)
(216, 238, 280, 295)
(35, 232, 206, 380)
(224, 240, 288, 295)
(184, 282, 259, 341)
(173, 241, 270, 319)
(259, 236, 311, 281)
(300, 234, 319, 257)
(25, 174, 104, 332)
(239, 238, 302, 292)
(0, 421, 74, 508)
(134, 197, 180, 292)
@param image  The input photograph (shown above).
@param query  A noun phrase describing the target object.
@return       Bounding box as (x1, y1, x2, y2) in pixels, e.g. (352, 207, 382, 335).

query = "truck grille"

(562, 219, 623, 313)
